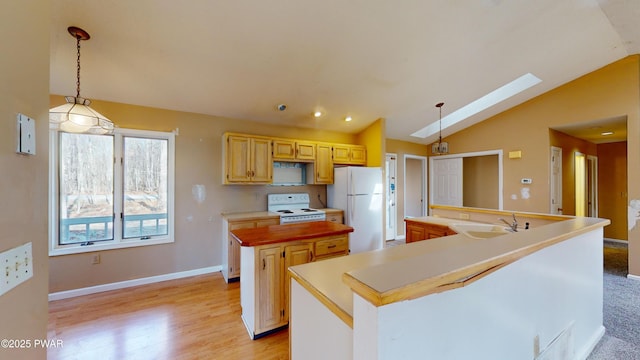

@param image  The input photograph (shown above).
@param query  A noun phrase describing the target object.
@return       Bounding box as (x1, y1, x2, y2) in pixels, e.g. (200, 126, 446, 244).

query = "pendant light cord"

(438, 105, 442, 142)
(76, 35, 81, 98)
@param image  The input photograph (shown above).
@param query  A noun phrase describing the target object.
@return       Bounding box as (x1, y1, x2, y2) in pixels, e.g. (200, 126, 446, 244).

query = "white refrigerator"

(327, 166, 383, 254)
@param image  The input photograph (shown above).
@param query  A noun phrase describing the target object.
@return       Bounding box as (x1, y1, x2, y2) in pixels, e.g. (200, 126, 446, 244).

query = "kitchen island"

(288, 209, 609, 360)
(231, 221, 353, 339)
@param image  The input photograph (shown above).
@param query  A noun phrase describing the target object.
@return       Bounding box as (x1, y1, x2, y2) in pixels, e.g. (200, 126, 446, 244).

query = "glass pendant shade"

(50, 96, 114, 134)
(49, 26, 115, 134)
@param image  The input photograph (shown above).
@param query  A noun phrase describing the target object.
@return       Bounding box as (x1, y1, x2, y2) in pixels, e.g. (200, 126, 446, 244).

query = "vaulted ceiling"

(50, 0, 639, 144)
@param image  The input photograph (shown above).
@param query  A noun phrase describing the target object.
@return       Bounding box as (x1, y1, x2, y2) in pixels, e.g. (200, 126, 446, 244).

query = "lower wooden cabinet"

(222, 216, 279, 283)
(405, 219, 456, 243)
(241, 234, 348, 339)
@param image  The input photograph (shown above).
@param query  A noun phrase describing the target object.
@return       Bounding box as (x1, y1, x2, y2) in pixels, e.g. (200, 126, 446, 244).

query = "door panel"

(432, 158, 463, 206)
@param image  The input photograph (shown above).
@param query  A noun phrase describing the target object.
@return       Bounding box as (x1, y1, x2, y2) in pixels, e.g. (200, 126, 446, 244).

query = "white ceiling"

(50, 0, 639, 144)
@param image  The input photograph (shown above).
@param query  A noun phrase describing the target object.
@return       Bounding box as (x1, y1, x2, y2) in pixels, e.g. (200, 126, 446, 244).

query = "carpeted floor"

(587, 241, 640, 360)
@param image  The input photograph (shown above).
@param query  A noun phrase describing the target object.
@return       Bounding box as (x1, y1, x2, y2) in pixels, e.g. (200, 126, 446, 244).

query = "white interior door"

(550, 146, 563, 214)
(404, 155, 427, 217)
(431, 158, 463, 206)
(385, 154, 397, 241)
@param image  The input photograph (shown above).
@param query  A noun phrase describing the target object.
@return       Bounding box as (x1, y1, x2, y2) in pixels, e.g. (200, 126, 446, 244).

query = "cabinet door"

(350, 145, 367, 165)
(272, 139, 296, 160)
(284, 244, 312, 322)
(251, 137, 273, 182)
(228, 237, 241, 279)
(425, 223, 450, 238)
(332, 144, 351, 164)
(257, 246, 284, 333)
(226, 135, 251, 182)
(406, 222, 426, 243)
(296, 141, 316, 161)
(228, 221, 258, 279)
(314, 143, 334, 184)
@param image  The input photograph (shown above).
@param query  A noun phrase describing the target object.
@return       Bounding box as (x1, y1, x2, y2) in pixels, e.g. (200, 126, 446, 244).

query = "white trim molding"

(48, 266, 221, 301)
(628, 274, 640, 282)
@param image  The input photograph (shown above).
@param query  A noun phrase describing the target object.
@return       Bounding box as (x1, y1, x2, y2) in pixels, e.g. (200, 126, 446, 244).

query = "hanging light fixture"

(431, 102, 449, 155)
(50, 26, 114, 134)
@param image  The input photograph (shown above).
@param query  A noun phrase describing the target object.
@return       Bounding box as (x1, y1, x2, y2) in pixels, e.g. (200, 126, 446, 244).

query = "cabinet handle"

(310, 251, 313, 261)
(263, 259, 266, 270)
(328, 244, 336, 249)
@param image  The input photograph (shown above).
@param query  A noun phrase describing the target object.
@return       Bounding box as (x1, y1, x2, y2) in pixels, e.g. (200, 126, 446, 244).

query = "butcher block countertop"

(288, 215, 609, 328)
(231, 221, 354, 247)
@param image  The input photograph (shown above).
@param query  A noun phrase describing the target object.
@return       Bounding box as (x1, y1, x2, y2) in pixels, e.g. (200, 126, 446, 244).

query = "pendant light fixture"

(50, 26, 114, 134)
(431, 102, 449, 155)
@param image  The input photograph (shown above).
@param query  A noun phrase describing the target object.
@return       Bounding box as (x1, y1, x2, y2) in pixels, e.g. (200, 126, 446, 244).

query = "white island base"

(290, 225, 605, 360)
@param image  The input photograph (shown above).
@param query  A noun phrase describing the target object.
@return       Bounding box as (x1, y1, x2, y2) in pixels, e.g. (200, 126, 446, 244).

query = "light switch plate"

(0, 242, 33, 297)
(16, 113, 36, 155)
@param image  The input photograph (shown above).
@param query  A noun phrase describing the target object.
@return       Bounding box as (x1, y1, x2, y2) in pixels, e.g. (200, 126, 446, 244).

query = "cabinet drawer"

(314, 236, 348, 257)
(326, 213, 343, 224)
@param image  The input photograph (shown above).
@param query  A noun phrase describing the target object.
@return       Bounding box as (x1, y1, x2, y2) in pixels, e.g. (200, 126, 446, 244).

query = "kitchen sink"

(449, 223, 511, 239)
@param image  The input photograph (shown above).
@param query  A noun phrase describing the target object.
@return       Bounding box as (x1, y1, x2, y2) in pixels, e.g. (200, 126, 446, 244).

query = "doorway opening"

(385, 154, 397, 241)
(550, 146, 563, 214)
(404, 155, 427, 218)
(575, 152, 586, 217)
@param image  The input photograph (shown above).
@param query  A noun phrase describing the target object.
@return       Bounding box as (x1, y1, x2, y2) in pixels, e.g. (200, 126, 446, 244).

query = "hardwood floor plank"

(48, 273, 289, 360)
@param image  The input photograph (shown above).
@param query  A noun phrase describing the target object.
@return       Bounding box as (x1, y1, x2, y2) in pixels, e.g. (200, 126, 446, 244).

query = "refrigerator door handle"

(350, 170, 354, 196)
(350, 195, 355, 223)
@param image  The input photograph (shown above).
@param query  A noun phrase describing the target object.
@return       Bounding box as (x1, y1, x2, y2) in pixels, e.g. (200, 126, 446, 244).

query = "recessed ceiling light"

(410, 73, 542, 138)
(314, 111, 322, 118)
(601, 131, 614, 136)
(345, 116, 352, 122)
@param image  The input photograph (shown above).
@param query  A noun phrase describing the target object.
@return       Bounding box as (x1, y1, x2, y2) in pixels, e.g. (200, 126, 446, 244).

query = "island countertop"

(288, 215, 609, 328)
(231, 221, 354, 247)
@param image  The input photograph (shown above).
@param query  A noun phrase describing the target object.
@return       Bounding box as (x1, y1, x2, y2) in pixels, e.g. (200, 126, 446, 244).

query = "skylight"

(410, 73, 542, 139)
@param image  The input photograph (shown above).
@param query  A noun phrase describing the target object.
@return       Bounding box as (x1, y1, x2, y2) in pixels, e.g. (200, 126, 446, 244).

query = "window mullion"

(113, 133, 124, 243)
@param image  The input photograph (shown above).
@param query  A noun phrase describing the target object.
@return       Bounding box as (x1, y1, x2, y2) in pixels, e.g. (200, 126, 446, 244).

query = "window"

(49, 128, 175, 255)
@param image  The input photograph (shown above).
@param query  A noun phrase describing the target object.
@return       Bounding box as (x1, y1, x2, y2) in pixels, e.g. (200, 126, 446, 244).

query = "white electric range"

(267, 193, 326, 224)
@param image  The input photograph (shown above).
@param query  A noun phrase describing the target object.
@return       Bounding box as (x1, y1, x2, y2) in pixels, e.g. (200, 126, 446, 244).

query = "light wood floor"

(48, 273, 289, 360)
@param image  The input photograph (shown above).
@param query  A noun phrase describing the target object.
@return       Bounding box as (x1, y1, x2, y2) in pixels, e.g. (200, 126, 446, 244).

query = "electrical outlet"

(0, 242, 33, 296)
(91, 254, 101, 265)
(459, 213, 470, 220)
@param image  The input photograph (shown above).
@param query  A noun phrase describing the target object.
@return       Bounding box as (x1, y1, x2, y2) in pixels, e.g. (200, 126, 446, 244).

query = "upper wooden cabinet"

(224, 133, 272, 184)
(333, 144, 367, 165)
(223, 132, 366, 185)
(272, 139, 316, 162)
(307, 143, 334, 184)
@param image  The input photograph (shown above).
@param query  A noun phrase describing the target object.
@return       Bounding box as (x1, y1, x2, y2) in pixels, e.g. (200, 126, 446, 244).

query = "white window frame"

(49, 128, 175, 256)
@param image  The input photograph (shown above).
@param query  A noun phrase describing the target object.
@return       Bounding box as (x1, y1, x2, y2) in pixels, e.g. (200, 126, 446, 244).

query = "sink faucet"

(499, 213, 518, 232)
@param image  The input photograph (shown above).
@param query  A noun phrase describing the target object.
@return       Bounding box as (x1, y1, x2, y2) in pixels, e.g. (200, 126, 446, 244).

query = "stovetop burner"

(267, 193, 326, 224)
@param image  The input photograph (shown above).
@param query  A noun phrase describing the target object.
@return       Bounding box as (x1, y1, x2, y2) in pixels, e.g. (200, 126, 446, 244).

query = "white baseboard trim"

(48, 265, 222, 301)
(627, 274, 640, 282)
